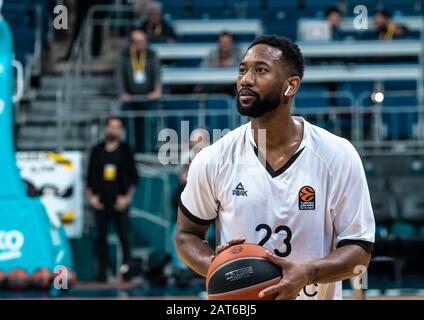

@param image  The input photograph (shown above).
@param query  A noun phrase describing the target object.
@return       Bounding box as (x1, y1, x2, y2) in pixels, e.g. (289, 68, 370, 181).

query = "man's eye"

(239, 68, 247, 75)
(256, 67, 267, 73)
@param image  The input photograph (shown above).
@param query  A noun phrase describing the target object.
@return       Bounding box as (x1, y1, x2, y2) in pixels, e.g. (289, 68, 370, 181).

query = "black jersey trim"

(178, 198, 215, 225)
(253, 146, 305, 178)
(337, 239, 374, 254)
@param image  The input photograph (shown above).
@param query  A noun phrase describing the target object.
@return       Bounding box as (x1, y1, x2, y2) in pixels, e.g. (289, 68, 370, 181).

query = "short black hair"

(247, 34, 305, 79)
(325, 6, 342, 18)
(218, 31, 233, 40)
(105, 116, 123, 126)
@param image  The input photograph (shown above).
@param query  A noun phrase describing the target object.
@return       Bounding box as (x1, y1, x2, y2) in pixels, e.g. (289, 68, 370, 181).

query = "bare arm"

(260, 244, 371, 300)
(305, 244, 371, 284)
(174, 208, 214, 277)
(86, 187, 104, 210)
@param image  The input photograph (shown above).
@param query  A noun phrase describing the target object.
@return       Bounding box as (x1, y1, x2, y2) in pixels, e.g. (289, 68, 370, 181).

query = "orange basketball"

(31, 268, 52, 290)
(206, 243, 282, 300)
(0, 270, 6, 288)
(7, 269, 30, 291)
(68, 270, 77, 287)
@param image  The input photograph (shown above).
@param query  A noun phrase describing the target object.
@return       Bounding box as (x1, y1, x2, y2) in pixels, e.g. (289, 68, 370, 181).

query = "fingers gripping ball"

(7, 269, 31, 291)
(206, 244, 282, 300)
(31, 268, 53, 290)
(0, 270, 6, 289)
(68, 270, 77, 287)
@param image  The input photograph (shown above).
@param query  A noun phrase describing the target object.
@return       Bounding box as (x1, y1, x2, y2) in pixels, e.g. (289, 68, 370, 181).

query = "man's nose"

(240, 70, 255, 87)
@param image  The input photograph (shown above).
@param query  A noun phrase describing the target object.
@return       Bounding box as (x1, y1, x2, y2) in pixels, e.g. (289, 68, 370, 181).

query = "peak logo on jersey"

(232, 183, 247, 196)
(299, 186, 315, 210)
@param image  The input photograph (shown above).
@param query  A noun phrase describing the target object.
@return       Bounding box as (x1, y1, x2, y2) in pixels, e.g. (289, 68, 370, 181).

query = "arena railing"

(55, 5, 424, 157)
(53, 93, 238, 153)
(52, 88, 424, 157)
(298, 16, 424, 35)
(353, 90, 424, 155)
(131, 163, 173, 255)
(81, 4, 263, 63)
(159, 65, 421, 85)
(150, 40, 422, 61)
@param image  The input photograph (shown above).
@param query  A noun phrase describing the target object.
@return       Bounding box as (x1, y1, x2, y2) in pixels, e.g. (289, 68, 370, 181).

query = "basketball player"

(174, 35, 375, 300)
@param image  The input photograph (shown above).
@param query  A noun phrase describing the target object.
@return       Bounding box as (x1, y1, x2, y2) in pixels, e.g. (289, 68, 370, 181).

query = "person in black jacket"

(86, 116, 139, 282)
(136, 1, 176, 43)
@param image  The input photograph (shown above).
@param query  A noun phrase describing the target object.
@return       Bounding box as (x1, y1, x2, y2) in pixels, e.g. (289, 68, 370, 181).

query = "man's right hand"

(209, 237, 246, 264)
(88, 194, 104, 210)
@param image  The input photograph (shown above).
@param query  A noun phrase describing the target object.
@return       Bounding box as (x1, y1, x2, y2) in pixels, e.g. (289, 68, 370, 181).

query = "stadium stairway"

(16, 74, 116, 151)
(16, 76, 59, 150)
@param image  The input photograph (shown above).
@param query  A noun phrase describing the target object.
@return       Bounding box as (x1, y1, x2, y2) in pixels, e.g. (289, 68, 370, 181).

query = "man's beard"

(236, 88, 282, 118)
(106, 134, 119, 142)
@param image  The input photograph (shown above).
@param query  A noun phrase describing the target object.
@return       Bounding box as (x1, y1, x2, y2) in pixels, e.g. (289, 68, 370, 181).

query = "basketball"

(31, 268, 52, 290)
(68, 270, 78, 287)
(7, 269, 31, 291)
(1, 0, 423, 303)
(206, 244, 282, 300)
(0, 270, 6, 289)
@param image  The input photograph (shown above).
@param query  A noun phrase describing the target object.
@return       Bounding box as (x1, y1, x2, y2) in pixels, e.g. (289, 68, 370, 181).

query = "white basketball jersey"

(180, 117, 375, 300)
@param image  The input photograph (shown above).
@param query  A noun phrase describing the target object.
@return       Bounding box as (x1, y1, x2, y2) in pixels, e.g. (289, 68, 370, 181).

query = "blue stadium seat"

(382, 95, 418, 139)
(169, 59, 202, 67)
(191, 0, 227, 6)
(379, 0, 420, 14)
(13, 27, 35, 64)
(163, 7, 192, 19)
(266, 22, 298, 40)
(162, 100, 200, 136)
(294, 86, 331, 129)
(295, 86, 330, 108)
(267, 0, 299, 8)
(179, 33, 256, 43)
(244, 5, 272, 18)
(340, 82, 374, 105)
(384, 81, 417, 91)
(205, 98, 230, 109)
(204, 98, 232, 130)
(162, 100, 199, 110)
(3, 4, 36, 65)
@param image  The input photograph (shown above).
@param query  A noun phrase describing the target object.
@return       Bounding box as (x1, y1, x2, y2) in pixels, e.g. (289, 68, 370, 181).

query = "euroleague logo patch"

(299, 186, 315, 210)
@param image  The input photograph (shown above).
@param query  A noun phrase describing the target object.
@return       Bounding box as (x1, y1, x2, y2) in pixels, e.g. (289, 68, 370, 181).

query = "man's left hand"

(259, 251, 312, 300)
(115, 195, 131, 212)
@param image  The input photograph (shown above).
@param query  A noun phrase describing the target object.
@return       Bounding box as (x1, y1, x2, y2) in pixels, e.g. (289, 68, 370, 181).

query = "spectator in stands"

(132, 0, 154, 20)
(116, 29, 162, 152)
(136, 1, 176, 43)
(117, 29, 162, 102)
(325, 7, 343, 40)
(196, 32, 242, 95)
(202, 32, 243, 68)
(86, 116, 139, 283)
(373, 9, 409, 40)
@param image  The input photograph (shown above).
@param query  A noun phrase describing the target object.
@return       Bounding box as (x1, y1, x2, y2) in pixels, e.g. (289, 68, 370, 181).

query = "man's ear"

(285, 76, 301, 97)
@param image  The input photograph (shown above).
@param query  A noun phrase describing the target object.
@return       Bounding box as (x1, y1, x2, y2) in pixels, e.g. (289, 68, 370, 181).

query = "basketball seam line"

(208, 257, 278, 286)
(207, 276, 282, 297)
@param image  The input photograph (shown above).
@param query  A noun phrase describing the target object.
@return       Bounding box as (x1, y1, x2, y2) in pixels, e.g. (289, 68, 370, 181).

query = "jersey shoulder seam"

(306, 145, 338, 180)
